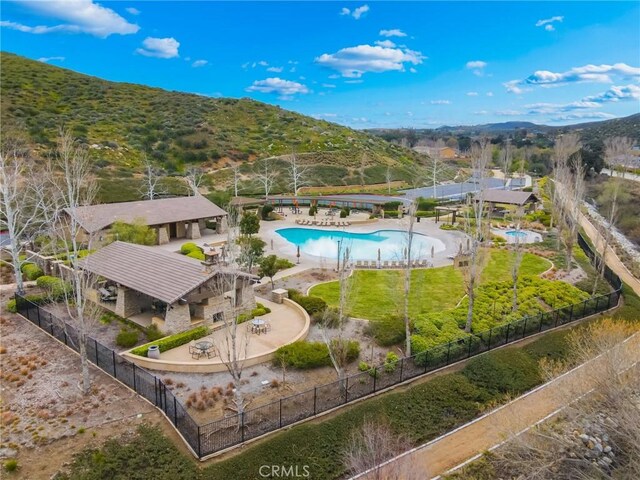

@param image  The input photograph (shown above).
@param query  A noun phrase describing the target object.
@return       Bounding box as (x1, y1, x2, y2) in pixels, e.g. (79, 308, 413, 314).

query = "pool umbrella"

(377, 248, 381, 267)
(297, 245, 300, 264)
(431, 245, 434, 259)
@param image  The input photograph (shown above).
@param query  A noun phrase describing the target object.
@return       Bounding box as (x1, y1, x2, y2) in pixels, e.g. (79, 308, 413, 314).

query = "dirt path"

(359, 332, 640, 479)
(579, 213, 640, 296)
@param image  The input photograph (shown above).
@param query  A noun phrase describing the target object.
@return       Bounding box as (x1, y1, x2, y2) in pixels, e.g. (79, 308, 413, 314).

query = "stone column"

(198, 219, 206, 232)
(176, 222, 186, 239)
(186, 221, 201, 240)
(163, 303, 192, 334)
(115, 287, 145, 318)
(157, 225, 169, 245)
(216, 216, 228, 234)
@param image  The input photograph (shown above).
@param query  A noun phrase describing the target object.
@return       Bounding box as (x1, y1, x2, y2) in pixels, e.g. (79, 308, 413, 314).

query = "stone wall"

(115, 287, 148, 318)
(163, 303, 192, 333)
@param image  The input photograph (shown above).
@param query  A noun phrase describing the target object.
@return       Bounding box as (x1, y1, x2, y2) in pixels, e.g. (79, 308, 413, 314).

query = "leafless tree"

(46, 129, 100, 395)
(359, 152, 368, 186)
(430, 139, 447, 198)
(0, 137, 49, 294)
(212, 207, 252, 418)
(231, 164, 241, 197)
(592, 137, 634, 295)
(320, 246, 354, 388)
(401, 200, 418, 356)
(510, 162, 526, 312)
(461, 138, 491, 333)
(500, 139, 513, 189)
(385, 165, 393, 194)
(344, 419, 423, 480)
(185, 167, 205, 196)
(139, 154, 165, 200)
(550, 134, 581, 235)
(556, 154, 585, 270)
(254, 157, 277, 199)
(287, 150, 309, 196)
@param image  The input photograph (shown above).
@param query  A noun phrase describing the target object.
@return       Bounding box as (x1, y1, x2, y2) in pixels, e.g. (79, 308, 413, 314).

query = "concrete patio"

(122, 297, 310, 373)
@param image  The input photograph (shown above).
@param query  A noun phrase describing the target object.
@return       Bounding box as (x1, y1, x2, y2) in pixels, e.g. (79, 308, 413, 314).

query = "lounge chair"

(382, 260, 390, 268)
(345, 222, 351, 226)
(356, 260, 363, 268)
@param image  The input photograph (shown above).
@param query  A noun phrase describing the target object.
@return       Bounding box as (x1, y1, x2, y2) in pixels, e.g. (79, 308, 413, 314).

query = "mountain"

(0, 52, 423, 183)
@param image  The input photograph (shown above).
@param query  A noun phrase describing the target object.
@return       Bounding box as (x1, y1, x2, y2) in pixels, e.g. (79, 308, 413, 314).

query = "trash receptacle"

(417, 216, 421, 222)
(148, 345, 160, 359)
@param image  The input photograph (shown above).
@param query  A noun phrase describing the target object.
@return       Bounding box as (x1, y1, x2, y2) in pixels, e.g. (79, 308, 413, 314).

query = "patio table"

(251, 318, 266, 335)
(194, 340, 214, 358)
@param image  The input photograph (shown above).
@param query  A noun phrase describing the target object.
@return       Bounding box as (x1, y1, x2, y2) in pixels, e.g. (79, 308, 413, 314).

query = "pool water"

(275, 228, 446, 261)
(505, 230, 528, 238)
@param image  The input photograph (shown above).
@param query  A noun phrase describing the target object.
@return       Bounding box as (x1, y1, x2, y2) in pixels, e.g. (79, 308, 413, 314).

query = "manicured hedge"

(36, 275, 72, 297)
(364, 315, 406, 346)
(288, 289, 327, 315)
(116, 328, 139, 348)
(130, 326, 209, 357)
(186, 249, 205, 261)
(274, 340, 359, 369)
(180, 242, 199, 255)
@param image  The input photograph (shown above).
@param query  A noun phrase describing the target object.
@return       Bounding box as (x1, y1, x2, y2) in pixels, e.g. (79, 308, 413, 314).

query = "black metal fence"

(14, 233, 622, 458)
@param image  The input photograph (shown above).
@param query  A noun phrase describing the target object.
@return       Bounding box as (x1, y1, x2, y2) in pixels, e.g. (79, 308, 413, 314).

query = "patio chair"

(345, 222, 351, 226)
(188, 340, 196, 354)
(265, 321, 272, 332)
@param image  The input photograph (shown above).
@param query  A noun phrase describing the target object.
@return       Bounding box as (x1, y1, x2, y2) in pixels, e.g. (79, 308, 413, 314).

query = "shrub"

(36, 276, 71, 297)
(3, 459, 18, 472)
(22, 263, 44, 281)
(180, 242, 199, 255)
(7, 299, 17, 313)
(339, 208, 348, 218)
(261, 204, 274, 220)
(145, 324, 165, 342)
(186, 249, 205, 261)
(130, 326, 210, 357)
(116, 328, 139, 348)
(288, 289, 328, 315)
(358, 361, 370, 372)
(384, 351, 399, 373)
(308, 205, 318, 216)
(274, 341, 331, 369)
(312, 306, 340, 327)
(384, 210, 399, 218)
(365, 315, 405, 346)
(462, 349, 541, 396)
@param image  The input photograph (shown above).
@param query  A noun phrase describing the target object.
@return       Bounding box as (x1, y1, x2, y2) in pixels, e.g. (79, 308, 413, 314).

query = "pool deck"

(259, 209, 467, 270)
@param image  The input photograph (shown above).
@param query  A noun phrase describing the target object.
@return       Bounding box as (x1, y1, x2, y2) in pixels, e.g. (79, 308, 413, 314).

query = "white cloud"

(246, 77, 310, 98)
(409, 67, 417, 73)
(192, 59, 208, 68)
(125, 7, 140, 15)
(496, 110, 524, 116)
(313, 113, 338, 118)
(430, 100, 451, 105)
(536, 16, 564, 29)
(136, 37, 180, 59)
(486, 91, 494, 97)
(1, 0, 139, 37)
(340, 5, 369, 20)
(258, 60, 268, 67)
(379, 29, 407, 37)
(466, 91, 479, 96)
(551, 112, 615, 122)
(474, 110, 489, 115)
(375, 39, 396, 48)
(583, 84, 640, 103)
(322, 83, 337, 88)
(466, 60, 487, 77)
(503, 80, 527, 94)
(328, 74, 340, 79)
(267, 66, 283, 73)
(526, 63, 639, 86)
(345, 79, 364, 84)
(315, 44, 424, 78)
(37, 56, 65, 63)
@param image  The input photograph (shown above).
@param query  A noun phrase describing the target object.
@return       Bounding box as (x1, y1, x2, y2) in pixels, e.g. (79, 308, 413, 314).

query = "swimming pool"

(505, 230, 528, 238)
(275, 228, 446, 261)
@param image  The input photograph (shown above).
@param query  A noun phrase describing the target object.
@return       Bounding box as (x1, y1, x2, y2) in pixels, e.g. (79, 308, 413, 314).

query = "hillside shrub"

(186, 249, 205, 261)
(261, 204, 274, 220)
(287, 289, 327, 315)
(21, 263, 44, 281)
(462, 349, 541, 396)
(365, 315, 405, 346)
(339, 208, 348, 218)
(130, 326, 209, 357)
(384, 351, 399, 373)
(36, 276, 71, 297)
(116, 328, 139, 348)
(274, 340, 359, 369)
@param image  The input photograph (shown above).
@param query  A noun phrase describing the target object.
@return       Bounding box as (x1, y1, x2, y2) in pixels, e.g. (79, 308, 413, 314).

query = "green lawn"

(309, 250, 551, 321)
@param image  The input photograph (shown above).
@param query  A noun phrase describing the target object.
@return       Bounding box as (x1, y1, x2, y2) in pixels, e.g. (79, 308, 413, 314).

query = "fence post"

(424, 351, 429, 373)
(94, 339, 99, 367)
(279, 399, 282, 428)
(154, 377, 158, 406)
(373, 367, 377, 392)
(132, 363, 137, 392)
(112, 350, 117, 377)
(344, 376, 349, 404)
(313, 387, 317, 415)
(36, 306, 41, 328)
(467, 336, 473, 357)
(522, 317, 528, 339)
(505, 323, 511, 344)
(607, 292, 612, 309)
(241, 412, 245, 442)
(569, 304, 574, 323)
(197, 425, 202, 458)
(399, 358, 404, 381)
(173, 396, 178, 425)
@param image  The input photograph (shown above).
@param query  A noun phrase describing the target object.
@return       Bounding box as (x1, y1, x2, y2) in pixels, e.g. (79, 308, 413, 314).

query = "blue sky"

(2, 1, 639, 128)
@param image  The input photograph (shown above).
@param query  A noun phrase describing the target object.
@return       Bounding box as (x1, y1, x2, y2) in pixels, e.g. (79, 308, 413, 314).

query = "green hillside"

(0, 52, 424, 184)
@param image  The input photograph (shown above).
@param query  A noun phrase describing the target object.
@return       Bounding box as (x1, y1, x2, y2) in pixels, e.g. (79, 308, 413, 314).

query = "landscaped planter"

(147, 345, 160, 359)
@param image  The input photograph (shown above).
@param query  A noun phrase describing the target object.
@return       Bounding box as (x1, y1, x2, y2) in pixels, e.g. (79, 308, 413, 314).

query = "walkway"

(357, 332, 640, 479)
(579, 213, 640, 296)
(601, 168, 640, 183)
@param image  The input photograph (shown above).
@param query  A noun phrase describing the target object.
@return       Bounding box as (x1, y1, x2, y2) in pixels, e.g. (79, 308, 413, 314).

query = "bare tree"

(185, 167, 204, 196)
(430, 139, 447, 198)
(550, 134, 581, 235)
(500, 139, 512, 189)
(359, 152, 368, 186)
(461, 138, 491, 333)
(287, 150, 309, 196)
(254, 157, 277, 200)
(510, 162, 526, 312)
(320, 246, 353, 388)
(212, 207, 253, 418)
(557, 154, 585, 269)
(344, 419, 422, 480)
(592, 137, 633, 295)
(0, 137, 48, 294)
(46, 129, 100, 394)
(231, 164, 241, 197)
(139, 154, 165, 200)
(401, 200, 418, 356)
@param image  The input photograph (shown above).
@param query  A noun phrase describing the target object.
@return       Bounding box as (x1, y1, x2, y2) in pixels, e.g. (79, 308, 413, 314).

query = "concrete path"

(356, 332, 640, 480)
(579, 213, 640, 297)
(601, 168, 640, 183)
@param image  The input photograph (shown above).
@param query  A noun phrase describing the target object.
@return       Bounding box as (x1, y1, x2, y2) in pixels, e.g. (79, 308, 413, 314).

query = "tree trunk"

(9, 236, 24, 295)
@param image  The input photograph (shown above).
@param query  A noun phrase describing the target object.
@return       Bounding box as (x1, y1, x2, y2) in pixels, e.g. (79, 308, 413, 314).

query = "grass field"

(309, 250, 551, 321)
